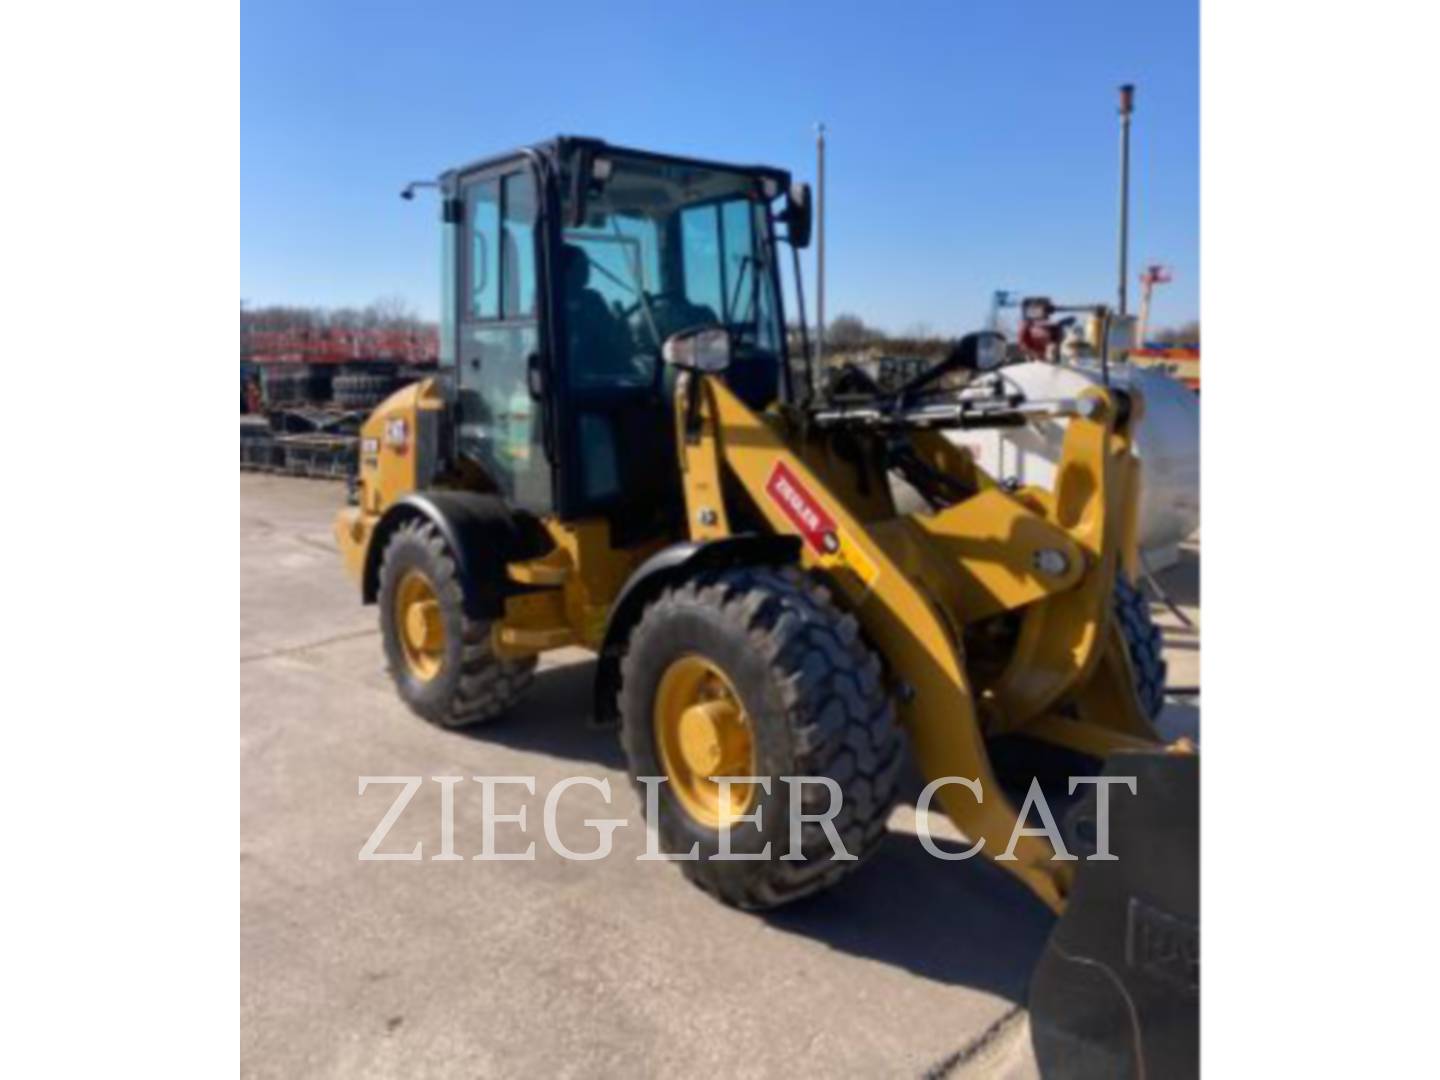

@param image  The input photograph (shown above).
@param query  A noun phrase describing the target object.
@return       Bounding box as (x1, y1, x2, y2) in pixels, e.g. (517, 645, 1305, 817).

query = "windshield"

(560, 151, 785, 406)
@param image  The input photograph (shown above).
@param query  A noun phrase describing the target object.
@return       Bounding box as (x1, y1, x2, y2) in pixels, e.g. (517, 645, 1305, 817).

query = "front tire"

(376, 518, 535, 727)
(1114, 577, 1167, 722)
(618, 566, 904, 909)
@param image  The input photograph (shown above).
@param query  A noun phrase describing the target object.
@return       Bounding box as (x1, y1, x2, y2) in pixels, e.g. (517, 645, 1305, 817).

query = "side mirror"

(783, 182, 813, 249)
(895, 331, 1006, 400)
(947, 330, 1006, 374)
(662, 325, 732, 373)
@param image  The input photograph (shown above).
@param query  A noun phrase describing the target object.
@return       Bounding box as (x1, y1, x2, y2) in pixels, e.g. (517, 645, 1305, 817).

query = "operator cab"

(435, 138, 810, 542)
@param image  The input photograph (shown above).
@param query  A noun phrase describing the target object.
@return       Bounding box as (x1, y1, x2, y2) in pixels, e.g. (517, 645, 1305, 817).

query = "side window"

(467, 179, 500, 319)
(501, 172, 537, 318)
(466, 170, 537, 322)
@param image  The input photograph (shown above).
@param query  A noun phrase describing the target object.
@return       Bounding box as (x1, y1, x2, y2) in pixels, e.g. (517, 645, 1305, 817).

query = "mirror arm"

(891, 330, 1002, 403)
(683, 371, 704, 443)
(895, 352, 965, 401)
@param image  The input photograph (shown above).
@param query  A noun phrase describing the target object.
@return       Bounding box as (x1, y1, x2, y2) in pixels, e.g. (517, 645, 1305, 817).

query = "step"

(508, 555, 571, 586)
(496, 625, 577, 651)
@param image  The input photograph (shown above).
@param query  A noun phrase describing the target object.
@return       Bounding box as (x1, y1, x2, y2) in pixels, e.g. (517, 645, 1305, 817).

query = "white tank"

(949, 360, 1199, 568)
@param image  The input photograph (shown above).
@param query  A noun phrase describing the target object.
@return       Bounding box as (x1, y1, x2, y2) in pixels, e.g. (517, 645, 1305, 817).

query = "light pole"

(1116, 84, 1135, 316)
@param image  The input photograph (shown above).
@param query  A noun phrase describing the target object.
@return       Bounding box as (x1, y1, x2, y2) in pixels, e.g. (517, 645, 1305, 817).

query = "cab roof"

(440, 136, 792, 190)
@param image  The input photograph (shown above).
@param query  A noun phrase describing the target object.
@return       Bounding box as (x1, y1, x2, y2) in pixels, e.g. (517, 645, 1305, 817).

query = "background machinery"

(333, 138, 1199, 1076)
(1135, 263, 1173, 347)
(963, 294, 1201, 571)
(240, 327, 440, 478)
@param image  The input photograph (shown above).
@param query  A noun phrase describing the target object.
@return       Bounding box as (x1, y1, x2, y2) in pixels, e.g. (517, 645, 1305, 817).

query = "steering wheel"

(618, 288, 691, 323)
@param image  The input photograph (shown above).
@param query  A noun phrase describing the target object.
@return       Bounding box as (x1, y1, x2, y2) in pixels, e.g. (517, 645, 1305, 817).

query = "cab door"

(454, 163, 552, 514)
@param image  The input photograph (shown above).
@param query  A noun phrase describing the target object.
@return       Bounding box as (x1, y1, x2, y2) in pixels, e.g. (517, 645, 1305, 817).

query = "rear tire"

(1114, 577, 1167, 721)
(618, 566, 903, 909)
(377, 518, 535, 727)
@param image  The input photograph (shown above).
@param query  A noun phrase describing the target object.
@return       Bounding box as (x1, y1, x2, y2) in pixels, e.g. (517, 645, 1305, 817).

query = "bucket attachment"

(1029, 749, 1198, 1079)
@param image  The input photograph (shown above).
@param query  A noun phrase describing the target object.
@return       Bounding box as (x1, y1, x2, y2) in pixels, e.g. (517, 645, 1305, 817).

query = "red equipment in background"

(247, 327, 439, 367)
(1130, 343, 1200, 391)
(1136, 264, 1173, 347)
(241, 325, 442, 479)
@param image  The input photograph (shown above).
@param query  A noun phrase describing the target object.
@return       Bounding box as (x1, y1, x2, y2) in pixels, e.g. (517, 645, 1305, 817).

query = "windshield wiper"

(727, 254, 756, 325)
(610, 215, 662, 349)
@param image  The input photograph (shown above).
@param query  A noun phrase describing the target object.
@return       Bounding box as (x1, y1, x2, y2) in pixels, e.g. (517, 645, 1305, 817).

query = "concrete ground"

(241, 475, 1199, 1079)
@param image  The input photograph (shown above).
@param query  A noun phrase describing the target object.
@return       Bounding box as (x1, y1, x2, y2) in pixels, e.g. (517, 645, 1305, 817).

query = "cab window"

(467, 179, 500, 319)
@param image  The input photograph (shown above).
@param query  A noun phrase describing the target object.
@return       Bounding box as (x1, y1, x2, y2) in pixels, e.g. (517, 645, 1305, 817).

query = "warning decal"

(765, 461, 840, 556)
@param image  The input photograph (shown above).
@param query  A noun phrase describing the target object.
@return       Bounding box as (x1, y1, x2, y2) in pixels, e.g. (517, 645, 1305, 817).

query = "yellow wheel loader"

(335, 138, 1198, 1076)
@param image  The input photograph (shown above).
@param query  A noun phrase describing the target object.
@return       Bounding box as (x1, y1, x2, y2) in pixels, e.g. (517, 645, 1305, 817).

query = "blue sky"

(242, 1, 1197, 335)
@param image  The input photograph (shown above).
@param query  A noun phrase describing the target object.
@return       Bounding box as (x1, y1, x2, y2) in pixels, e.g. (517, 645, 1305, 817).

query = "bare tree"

(826, 313, 880, 349)
(240, 298, 434, 339)
(1150, 320, 1200, 346)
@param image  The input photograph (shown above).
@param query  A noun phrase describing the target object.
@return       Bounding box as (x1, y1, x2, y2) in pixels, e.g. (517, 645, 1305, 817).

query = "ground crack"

(241, 627, 378, 664)
(921, 1005, 1028, 1079)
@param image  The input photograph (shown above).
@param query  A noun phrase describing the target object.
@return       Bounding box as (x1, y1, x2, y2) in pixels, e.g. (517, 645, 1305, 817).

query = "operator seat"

(561, 244, 631, 382)
(560, 243, 680, 540)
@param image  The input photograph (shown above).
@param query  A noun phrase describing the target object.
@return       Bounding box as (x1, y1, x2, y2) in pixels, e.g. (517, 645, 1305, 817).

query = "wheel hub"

(677, 700, 742, 776)
(654, 656, 756, 827)
(405, 599, 442, 650)
(394, 569, 445, 681)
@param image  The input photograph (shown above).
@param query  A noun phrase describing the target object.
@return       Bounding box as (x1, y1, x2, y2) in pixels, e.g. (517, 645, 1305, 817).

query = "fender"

(592, 533, 801, 725)
(361, 491, 553, 620)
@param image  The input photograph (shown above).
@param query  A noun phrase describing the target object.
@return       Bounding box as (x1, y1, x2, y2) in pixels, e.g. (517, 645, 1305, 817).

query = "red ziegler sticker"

(765, 462, 840, 556)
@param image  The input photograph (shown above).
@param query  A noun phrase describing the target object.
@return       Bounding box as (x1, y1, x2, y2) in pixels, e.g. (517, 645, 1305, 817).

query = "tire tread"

(1114, 577, 1167, 721)
(378, 518, 534, 727)
(619, 565, 903, 909)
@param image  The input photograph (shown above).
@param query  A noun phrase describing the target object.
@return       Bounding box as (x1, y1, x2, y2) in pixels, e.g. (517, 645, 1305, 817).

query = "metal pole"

(1138, 272, 1153, 347)
(815, 122, 826, 369)
(1117, 84, 1134, 315)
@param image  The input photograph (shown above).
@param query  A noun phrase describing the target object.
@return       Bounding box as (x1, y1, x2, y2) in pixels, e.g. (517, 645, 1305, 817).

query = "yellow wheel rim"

(653, 655, 756, 828)
(394, 568, 445, 681)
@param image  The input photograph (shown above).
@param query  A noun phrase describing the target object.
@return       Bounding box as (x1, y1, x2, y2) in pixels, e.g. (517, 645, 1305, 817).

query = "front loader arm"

(674, 373, 1073, 912)
(985, 390, 1151, 736)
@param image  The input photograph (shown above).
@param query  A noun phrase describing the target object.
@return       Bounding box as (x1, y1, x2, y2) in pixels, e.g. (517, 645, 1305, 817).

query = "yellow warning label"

(829, 529, 880, 594)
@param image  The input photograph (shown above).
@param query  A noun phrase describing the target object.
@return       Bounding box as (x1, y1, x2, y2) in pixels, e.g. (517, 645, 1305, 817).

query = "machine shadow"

(760, 833, 1054, 1002)
(465, 657, 1053, 1002)
(457, 657, 626, 770)
(1153, 542, 1199, 609)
